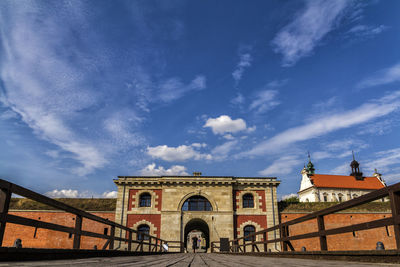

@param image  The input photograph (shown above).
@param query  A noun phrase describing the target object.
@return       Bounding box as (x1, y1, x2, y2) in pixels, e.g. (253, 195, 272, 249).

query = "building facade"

(113, 173, 280, 252)
(298, 156, 386, 202)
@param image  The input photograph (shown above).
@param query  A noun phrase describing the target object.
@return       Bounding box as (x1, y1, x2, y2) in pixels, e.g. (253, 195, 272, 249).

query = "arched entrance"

(184, 218, 209, 253)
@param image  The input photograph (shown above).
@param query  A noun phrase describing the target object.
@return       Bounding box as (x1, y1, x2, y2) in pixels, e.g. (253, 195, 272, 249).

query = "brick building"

(113, 173, 281, 252)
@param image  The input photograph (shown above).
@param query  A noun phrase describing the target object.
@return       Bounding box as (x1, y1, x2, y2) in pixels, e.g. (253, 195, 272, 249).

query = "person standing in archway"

(192, 236, 198, 253)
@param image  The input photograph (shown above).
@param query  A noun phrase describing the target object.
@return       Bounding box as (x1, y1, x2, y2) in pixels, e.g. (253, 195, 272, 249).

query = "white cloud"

(0, 110, 18, 120)
(329, 162, 350, 175)
(231, 93, 245, 105)
(223, 134, 235, 140)
(140, 163, 189, 176)
(45, 189, 78, 198)
(259, 155, 302, 176)
(364, 148, 400, 179)
(158, 75, 206, 102)
(357, 63, 400, 89)
(232, 52, 252, 84)
(102, 191, 118, 198)
(249, 90, 280, 113)
(272, 0, 350, 66)
(204, 115, 247, 135)
(347, 24, 387, 37)
(211, 140, 238, 160)
(242, 91, 400, 157)
(147, 144, 211, 162)
(191, 143, 207, 148)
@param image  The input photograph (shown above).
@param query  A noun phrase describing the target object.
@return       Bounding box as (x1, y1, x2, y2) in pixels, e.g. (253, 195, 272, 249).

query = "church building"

(298, 154, 386, 202)
(113, 173, 280, 252)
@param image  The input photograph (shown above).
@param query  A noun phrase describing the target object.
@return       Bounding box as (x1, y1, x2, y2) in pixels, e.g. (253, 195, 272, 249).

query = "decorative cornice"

(113, 176, 280, 186)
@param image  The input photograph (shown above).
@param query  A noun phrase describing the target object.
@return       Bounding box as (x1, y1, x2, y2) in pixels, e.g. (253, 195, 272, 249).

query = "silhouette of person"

(192, 236, 198, 253)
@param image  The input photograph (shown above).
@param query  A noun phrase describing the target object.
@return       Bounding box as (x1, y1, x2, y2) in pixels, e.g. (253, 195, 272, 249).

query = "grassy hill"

(10, 198, 116, 211)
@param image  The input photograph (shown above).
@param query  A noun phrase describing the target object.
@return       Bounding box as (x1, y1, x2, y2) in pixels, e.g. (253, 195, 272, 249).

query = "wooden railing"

(0, 178, 183, 252)
(212, 181, 400, 253)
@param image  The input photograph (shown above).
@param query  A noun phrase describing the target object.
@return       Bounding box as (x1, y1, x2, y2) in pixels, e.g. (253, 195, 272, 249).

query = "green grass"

(10, 198, 116, 211)
(279, 201, 391, 213)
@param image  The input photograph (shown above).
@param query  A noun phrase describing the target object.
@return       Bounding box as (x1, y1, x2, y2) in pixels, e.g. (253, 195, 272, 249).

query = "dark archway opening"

(184, 218, 209, 253)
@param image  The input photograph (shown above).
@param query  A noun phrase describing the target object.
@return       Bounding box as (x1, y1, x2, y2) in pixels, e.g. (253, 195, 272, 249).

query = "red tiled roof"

(309, 174, 385, 190)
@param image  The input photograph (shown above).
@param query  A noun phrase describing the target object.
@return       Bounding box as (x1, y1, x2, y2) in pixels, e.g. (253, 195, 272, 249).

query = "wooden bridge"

(0, 178, 399, 266)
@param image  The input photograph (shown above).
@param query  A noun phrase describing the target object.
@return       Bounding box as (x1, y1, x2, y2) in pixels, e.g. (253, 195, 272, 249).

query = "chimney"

(193, 172, 202, 176)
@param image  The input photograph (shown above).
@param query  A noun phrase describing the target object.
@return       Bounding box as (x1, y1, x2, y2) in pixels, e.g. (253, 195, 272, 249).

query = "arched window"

(243, 193, 254, 208)
(244, 225, 255, 241)
(338, 193, 343, 202)
(323, 193, 328, 202)
(139, 193, 151, 207)
(352, 194, 358, 199)
(182, 196, 212, 211)
(137, 224, 150, 240)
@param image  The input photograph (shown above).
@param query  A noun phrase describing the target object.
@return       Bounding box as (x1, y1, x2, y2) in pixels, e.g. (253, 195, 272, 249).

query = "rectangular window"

(323, 196, 327, 202)
(338, 196, 342, 202)
(104, 228, 108, 236)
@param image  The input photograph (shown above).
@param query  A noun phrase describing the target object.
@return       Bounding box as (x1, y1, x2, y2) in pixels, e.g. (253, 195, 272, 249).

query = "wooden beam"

(389, 189, 400, 250)
(0, 188, 11, 247)
(317, 216, 327, 251)
(73, 215, 82, 249)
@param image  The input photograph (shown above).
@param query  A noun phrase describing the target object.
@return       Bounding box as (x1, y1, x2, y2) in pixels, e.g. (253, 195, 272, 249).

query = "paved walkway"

(0, 253, 397, 267)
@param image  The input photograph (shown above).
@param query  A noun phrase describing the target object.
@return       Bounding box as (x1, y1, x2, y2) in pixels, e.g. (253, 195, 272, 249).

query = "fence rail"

(0, 178, 183, 252)
(212, 181, 400, 253)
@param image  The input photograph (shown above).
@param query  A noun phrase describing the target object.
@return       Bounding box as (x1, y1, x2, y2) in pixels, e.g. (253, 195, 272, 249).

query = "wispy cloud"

(249, 90, 280, 113)
(241, 91, 400, 157)
(232, 47, 252, 85)
(157, 75, 206, 102)
(259, 155, 302, 176)
(147, 144, 211, 162)
(211, 140, 238, 160)
(357, 62, 400, 89)
(347, 24, 387, 37)
(272, 0, 350, 66)
(140, 163, 189, 176)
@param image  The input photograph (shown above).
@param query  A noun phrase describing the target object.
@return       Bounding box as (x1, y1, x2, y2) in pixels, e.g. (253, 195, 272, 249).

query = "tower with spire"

(306, 152, 315, 174)
(350, 151, 363, 180)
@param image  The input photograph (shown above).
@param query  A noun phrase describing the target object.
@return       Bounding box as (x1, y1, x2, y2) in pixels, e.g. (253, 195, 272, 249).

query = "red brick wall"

(255, 190, 266, 212)
(126, 214, 161, 238)
(3, 211, 115, 249)
(281, 213, 396, 251)
(235, 215, 267, 236)
(154, 189, 162, 211)
(128, 189, 139, 210)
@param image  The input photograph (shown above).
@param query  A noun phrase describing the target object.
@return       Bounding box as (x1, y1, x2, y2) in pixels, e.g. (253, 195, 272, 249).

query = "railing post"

(389, 189, 400, 249)
(128, 231, 132, 251)
(251, 236, 255, 252)
(280, 224, 287, 251)
(148, 237, 152, 251)
(243, 239, 246, 253)
(73, 215, 82, 249)
(317, 215, 328, 251)
(109, 225, 115, 250)
(263, 232, 267, 252)
(0, 187, 12, 247)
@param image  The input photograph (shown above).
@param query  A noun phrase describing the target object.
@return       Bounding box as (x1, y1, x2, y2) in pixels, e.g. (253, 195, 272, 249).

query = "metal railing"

(0, 178, 183, 252)
(212, 181, 400, 253)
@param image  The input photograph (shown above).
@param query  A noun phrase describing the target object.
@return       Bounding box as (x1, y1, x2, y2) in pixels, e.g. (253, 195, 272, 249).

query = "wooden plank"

(109, 225, 115, 250)
(317, 216, 327, 251)
(390, 189, 400, 249)
(73, 215, 82, 249)
(128, 231, 132, 251)
(0, 188, 11, 247)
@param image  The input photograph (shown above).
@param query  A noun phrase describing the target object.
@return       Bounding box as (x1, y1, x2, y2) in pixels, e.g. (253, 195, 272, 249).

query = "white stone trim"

(237, 220, 262, 241)
(131, 219, 157, 239)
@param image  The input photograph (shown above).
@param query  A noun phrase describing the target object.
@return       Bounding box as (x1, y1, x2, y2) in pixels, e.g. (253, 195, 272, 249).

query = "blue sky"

(0, 0, 399, 199)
